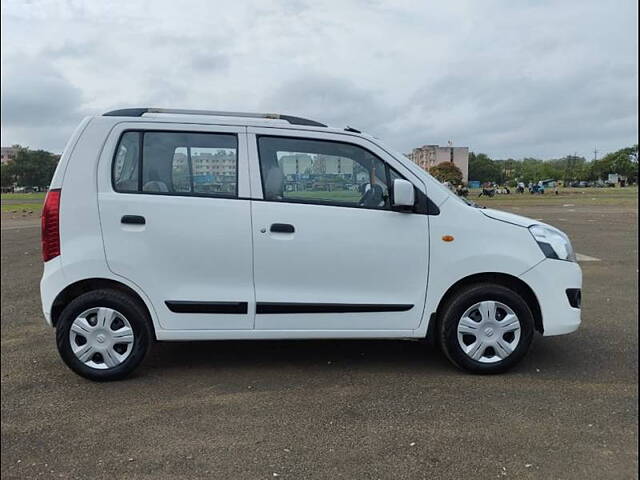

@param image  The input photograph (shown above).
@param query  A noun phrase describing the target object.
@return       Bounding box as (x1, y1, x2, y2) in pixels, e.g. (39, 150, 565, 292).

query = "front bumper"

(520, 259, 582, 336)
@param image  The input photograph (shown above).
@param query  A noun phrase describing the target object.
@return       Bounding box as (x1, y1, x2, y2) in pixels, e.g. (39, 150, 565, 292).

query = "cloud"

(190, 52, 230, 73)
(0, 0, 637, 158)
(0, 55, 92, 150)
(261, 75, 395, 131)
(1, 58, 86, 126)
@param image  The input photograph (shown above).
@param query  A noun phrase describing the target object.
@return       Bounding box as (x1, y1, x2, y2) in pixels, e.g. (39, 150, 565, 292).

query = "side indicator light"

(442, 235, 455, 242)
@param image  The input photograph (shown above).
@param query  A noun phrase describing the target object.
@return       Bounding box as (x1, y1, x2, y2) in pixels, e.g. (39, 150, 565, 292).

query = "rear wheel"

(56, 289, 152, 381)
(439, 284, 534, 374)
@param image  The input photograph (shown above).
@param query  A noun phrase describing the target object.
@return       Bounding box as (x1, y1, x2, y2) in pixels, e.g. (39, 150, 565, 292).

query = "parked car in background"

(40, 108, 582, 380)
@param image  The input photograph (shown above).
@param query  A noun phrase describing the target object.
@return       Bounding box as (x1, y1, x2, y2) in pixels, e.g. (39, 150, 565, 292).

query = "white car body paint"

(40, 111, 582, 345)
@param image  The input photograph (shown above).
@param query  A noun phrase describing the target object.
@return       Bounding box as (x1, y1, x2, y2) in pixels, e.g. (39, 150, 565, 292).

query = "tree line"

(469, 145, 638, 185)
(1, 145, 60, 189)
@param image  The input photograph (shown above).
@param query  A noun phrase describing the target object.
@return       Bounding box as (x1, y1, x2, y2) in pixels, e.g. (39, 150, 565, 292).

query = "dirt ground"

(1, 192, 637, 479)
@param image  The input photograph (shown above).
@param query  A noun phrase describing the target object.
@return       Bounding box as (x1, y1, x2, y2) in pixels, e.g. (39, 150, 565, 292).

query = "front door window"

(257, 136, 398, 209)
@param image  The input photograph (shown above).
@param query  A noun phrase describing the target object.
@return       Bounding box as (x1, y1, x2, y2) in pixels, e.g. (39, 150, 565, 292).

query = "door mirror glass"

(392, 179, 415, 208)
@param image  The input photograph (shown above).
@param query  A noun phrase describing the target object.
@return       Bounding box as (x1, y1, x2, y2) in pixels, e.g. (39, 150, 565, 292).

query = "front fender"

(417, 200, 545, 335)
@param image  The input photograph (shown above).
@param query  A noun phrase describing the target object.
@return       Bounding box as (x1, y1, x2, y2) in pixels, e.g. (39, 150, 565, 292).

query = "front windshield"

(440, 183, 485, 208)
(383, 144, 485, 208)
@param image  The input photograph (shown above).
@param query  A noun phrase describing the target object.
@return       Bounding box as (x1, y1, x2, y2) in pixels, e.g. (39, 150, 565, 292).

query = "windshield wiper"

(458, 195, 485, 209)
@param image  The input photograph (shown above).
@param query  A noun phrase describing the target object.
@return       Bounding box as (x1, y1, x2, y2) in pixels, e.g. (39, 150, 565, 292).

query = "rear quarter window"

(112, 132, 140, 192)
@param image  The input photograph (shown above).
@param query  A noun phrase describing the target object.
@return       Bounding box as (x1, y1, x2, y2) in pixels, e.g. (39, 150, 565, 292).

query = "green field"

(1, 192, 46, 201)
(468, 186, 638, 207)
(1, 203, 42, 213)
(1, 192, 45, 214)
(284, 190, 362, 203)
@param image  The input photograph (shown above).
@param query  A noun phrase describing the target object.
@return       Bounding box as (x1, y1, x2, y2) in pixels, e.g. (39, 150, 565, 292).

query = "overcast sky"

(1, 0, 638, 159)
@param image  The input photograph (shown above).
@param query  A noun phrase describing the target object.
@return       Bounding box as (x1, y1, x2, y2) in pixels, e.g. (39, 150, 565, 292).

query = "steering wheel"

(359, 184, 385, 207)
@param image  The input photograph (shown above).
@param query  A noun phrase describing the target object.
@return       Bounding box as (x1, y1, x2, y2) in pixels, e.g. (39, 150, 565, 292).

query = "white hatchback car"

(40, 108, 582, 381)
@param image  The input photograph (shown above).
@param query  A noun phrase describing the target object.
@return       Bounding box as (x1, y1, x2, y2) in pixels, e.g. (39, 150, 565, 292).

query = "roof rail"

(103, 108, 327, 127)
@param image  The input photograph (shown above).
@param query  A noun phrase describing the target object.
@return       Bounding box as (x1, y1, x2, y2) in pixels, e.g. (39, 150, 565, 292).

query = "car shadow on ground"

(143, 338, 451, 374)
(136, 335, 593, 381)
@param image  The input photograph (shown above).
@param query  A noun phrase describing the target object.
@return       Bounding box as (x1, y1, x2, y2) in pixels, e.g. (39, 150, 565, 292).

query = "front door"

(98, 124, 254, 330)
(248, 130, 430, 331)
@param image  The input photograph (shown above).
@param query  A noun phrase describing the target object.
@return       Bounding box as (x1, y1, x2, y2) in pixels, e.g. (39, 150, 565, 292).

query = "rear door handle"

(270, 223, 294, 233)
(121, 215, 146, 225)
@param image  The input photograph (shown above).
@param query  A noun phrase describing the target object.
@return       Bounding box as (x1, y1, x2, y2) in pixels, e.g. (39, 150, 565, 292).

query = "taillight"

(41, 189, 61, 262)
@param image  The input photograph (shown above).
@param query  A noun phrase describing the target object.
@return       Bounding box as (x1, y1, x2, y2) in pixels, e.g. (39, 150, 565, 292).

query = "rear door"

(98, 123, 254, 330)
(247, 128, 430, 331)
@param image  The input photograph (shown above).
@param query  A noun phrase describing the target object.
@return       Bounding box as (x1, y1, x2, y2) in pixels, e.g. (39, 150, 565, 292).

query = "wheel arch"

(433, 272, 543, 335)
(50, 278, 157, 338)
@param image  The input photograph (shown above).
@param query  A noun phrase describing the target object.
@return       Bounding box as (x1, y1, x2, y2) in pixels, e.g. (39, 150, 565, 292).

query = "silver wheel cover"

(457, 301, 521, 364)
(69, 307, 135, 369)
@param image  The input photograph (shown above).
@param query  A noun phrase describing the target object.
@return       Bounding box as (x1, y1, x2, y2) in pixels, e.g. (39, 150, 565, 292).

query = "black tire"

(56, 289, 152, 381)
(438, 283, 534, 374)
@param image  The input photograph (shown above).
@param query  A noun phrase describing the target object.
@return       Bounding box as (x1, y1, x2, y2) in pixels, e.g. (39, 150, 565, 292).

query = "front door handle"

(121, 215, 146, 225)
(270, 223, 295, 233)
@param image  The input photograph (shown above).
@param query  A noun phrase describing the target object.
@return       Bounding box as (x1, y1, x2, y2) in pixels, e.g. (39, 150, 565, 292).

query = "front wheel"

(438, 284, 534, 374)
(56, 289, 152, 381)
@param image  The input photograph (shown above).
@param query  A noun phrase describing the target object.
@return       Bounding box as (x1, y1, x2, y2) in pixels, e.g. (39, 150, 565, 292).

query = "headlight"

(529, 225, 576, 262)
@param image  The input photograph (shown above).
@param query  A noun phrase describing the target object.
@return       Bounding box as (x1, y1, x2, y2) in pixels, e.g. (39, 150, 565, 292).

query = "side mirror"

(392, 179, 415, 209)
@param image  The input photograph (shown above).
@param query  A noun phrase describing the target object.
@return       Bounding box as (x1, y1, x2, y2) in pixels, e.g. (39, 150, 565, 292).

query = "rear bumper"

(520, 259, 582, 336)
(40, 257, 64, 327)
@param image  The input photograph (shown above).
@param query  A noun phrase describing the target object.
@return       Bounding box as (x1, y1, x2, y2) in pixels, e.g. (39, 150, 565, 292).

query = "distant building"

(192, 151, 237, 176)
(279, 153, 354, 176)
(407, 144, 469, 183)
(1, 146, 19, 165)
(171, 150, 237, 176)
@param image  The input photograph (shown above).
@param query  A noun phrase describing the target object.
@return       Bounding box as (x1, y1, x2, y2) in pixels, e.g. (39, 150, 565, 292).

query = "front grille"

(566, 288, 581, 308)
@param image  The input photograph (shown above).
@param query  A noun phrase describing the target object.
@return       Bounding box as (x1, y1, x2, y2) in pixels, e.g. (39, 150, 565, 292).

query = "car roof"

(100, 108, 363, 137)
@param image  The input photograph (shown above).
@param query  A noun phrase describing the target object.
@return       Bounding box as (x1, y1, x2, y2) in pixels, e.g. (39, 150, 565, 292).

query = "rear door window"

(112, 131, 238, 197)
